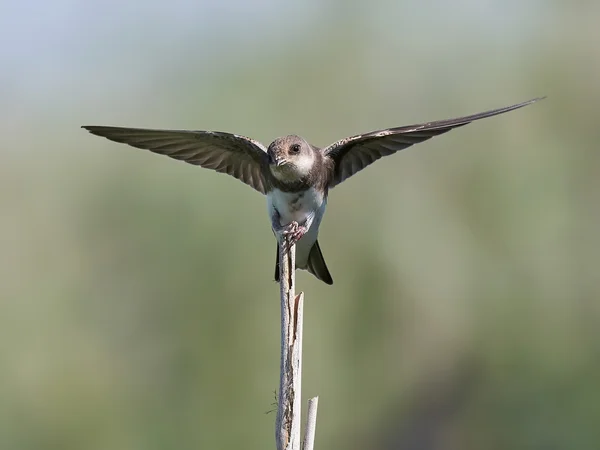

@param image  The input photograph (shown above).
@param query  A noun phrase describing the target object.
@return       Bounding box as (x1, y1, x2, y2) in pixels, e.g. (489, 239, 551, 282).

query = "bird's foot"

(273, 220, 295, 236)
(280, 221, 307, 250)
(287, 225, 307, 246)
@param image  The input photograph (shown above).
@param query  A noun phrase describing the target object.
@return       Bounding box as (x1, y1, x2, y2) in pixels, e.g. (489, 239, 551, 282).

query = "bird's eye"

(290, 144, 301, 153)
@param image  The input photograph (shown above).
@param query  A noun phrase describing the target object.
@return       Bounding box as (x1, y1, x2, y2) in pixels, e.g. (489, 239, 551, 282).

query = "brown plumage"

(83, 97, 543, 284)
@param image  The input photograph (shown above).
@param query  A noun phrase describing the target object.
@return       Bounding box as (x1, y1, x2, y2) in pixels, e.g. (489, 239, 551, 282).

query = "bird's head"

(267, 135, 315, 181)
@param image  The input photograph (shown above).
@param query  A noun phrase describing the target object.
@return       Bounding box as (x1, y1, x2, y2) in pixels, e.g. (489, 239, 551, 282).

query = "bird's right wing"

(82, 126, 271, 194)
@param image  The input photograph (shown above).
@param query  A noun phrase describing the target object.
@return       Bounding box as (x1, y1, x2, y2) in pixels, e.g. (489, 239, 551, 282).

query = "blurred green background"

(2, 1, 599, 449)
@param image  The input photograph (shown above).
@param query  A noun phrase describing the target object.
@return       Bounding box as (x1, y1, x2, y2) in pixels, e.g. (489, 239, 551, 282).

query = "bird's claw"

(280, 221, 307, 251)
(281, 221, 299, 236)
(288, 226, 307, 245)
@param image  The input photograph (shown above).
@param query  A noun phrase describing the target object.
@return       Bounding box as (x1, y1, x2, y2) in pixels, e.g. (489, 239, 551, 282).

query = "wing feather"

(324, 98, 543, 187)
(82, 127, 270, 194)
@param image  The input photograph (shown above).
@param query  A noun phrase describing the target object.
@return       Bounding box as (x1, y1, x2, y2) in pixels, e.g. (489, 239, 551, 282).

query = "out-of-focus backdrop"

(2, 1, 599, 449)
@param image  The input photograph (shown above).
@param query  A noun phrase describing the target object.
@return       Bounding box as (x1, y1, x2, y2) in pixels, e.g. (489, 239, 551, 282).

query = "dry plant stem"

(276, 238, 303, 450)
(302, 397, 319, 450)
(275, 237, 320, 450)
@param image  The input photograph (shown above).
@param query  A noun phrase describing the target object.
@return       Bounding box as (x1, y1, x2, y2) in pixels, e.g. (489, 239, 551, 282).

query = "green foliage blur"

(2, 2, 599, 449)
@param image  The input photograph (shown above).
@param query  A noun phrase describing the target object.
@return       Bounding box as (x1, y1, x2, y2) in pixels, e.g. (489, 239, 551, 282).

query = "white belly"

(267, 187, 327, 268)
(267, 187, 324, 225)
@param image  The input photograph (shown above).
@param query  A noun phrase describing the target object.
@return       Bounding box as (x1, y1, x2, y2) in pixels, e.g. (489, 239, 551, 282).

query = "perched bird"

(83, 97, 542, 285)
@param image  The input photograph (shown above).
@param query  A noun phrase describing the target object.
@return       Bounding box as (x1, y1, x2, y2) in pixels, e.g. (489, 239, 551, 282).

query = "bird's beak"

(273, 157, 287, 167)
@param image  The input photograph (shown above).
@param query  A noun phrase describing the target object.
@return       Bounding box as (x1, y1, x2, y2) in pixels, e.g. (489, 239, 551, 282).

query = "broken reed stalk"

(303, 396, 319, 450)
(275, 238, 319, 450)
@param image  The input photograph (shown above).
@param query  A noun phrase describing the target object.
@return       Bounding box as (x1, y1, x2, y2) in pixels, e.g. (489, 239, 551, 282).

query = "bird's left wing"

(323, 98, 543, 187)
(82, 126, 271, 194)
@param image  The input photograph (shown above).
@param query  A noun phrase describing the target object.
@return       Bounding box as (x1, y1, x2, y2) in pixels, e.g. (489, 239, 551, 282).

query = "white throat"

(295, 152, 315, 177)
(271, 152, 315, 181)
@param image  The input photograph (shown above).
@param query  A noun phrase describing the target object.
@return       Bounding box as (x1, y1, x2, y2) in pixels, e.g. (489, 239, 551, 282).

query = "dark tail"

(274, 240, 333, 285)
(306, 240, 333, 284)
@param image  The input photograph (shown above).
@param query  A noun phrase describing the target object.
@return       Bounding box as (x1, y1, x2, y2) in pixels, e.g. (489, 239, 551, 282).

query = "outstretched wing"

(83, 126, 271, 194)
(324, 98, 543, 187)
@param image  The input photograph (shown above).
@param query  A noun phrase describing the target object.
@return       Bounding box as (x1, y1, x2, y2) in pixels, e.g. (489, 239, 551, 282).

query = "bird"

(83, 97, 543, 285)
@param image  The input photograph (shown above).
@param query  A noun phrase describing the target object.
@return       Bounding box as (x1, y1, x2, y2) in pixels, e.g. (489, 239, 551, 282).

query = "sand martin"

(83, 97, 542, 285)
